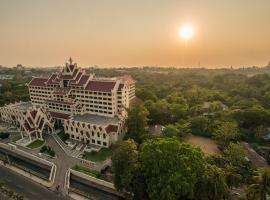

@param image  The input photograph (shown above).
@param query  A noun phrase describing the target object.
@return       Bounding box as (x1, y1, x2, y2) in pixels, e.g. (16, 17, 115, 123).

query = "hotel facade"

(0, 59, 135, 148)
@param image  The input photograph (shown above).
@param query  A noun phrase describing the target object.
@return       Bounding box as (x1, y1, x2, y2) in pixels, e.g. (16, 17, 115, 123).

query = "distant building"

(148, 125, 165, 136)
(0, 75, 14, 80)
(0, 58, 136, 148)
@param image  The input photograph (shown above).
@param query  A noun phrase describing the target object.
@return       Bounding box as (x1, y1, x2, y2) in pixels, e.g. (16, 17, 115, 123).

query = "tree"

(195, 165, 229, 200)
(246, 168, 270, 200)
(136, 88, 157, 101)
(213, 121, 240, 149)
(127, 103, 149, 143)
(162, 124, 179, 137)
(163, 121, 191, 138)
(209, 101, 224, 113)
(112, 139, 139, 194)
(223, 143, 254, 185)
(176, 119, 191, 137)
(223, 143, 246, 166)
(233, 107, 270, 129)
(140, 137, 206, 200)
(254, 125, 267, 141)
(191, 115, 211, 137)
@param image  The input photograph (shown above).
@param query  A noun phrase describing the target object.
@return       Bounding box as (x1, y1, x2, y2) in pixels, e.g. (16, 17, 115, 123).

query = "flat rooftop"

(6, 101, 33, 112)
(72, 114, 119, 126)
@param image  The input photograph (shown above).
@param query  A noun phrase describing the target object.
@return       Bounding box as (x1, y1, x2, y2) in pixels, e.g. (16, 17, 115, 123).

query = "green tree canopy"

(126, 102, 149, 143)
(111, 139, 139, 193)
(140, 137, 206, 200)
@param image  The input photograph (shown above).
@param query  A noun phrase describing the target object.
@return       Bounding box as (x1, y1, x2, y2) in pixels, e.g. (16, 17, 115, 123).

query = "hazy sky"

(1, 0, 270, 68)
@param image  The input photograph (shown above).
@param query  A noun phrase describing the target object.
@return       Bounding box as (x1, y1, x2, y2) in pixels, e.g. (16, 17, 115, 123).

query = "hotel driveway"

(43, 133, 80, 193)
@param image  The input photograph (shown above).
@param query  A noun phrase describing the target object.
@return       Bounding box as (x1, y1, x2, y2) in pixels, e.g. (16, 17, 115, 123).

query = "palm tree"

(195, 165, 229, 200)
(246, 168, 270, 200)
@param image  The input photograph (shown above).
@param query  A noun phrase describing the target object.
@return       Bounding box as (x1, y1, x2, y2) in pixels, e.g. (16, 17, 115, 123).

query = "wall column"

(29, 132, 32, 141)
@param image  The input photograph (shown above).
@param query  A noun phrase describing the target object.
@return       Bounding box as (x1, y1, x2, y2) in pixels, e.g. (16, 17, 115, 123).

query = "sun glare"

(179, 24, 194, 40)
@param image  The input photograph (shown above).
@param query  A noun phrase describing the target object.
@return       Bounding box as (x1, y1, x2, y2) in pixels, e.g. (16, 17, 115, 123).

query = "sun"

(179, 24, 194, 40)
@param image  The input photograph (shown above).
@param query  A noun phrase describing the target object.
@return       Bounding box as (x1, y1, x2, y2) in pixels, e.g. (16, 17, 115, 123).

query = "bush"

(40, 145, 56, 157)
(62, 133, 70, 141)
(49, 150, 55, 157)
(40, 146, 48, 153)
(0, 132, 10, 139)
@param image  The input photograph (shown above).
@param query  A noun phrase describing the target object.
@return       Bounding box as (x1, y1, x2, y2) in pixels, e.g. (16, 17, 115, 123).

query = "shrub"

(0, 132, 10, 139)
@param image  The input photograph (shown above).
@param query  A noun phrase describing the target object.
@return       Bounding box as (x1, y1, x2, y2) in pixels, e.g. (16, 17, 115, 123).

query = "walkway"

(43, 133, 80, 193)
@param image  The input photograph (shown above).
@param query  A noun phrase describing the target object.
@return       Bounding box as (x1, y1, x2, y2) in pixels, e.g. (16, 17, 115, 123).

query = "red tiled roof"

(27, 117, 34, 125)
(61, 75, 73, 79)
(118, 84, 124, 91)
(24, 122, 34, 132)
(70, 72, 82, 84)
(46, 74, 57, 85)
(49, 111, 70, 120)
(105, 124, 118, 134)
(70, 65, 75, 71)
(85, 81, 116, 92)
(30, 110, 37, 119)
(38, 119, 44, 129)
(73, 68, 78, 76)
(29, 77, 48, 87)
(77, 75, 89, 86)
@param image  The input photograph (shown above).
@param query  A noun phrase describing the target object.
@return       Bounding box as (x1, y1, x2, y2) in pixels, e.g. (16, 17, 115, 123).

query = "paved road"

(0, 165, 66, 200)
(43, 134, 80, 193)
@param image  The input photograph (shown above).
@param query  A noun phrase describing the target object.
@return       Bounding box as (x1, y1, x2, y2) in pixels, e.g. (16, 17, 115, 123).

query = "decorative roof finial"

(69, 57, 73, 64)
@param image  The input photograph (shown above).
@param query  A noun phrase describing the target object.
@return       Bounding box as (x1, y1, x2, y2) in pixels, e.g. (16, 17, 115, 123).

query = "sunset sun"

(179, 24, 194, 41)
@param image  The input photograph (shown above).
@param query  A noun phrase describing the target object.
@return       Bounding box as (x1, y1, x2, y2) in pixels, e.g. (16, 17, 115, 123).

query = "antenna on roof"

(69, 57, 73, 65)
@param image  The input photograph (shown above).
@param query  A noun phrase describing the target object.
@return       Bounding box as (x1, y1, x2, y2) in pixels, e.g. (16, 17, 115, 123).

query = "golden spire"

(69, 57, 73, 64)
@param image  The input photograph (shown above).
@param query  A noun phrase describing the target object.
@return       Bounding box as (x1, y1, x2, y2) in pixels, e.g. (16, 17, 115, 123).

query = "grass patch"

(11, 133, 21, 142)
(57, 130, 69, 142)
(82, 148, 113, 162)
(26, 139, 45, 149)
(72, 165, 101, 178)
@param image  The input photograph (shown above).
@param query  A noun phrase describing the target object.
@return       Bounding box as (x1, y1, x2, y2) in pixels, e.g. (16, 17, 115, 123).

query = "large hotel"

(0, 58, 135, 148)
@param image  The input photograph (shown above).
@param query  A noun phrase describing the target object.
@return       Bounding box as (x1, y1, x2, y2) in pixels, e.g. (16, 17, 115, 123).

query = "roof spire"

(69, 57, 73, 65)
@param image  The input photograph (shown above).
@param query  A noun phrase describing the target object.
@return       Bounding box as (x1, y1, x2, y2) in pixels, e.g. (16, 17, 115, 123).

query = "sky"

(0, 0, 270, 68)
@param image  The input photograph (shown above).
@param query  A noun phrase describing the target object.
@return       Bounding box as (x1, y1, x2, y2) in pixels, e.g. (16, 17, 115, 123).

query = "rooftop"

(7, 101, 33, 112)
(72, 113, 119, 126)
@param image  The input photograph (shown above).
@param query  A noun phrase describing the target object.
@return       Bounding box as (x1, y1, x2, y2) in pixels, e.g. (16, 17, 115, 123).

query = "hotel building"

(0, 58, 135, 148)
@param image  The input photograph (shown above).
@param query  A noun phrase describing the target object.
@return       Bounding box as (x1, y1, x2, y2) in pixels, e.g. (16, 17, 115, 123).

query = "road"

(0, 165, 66, 200)
(43, 133, 80, 193)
